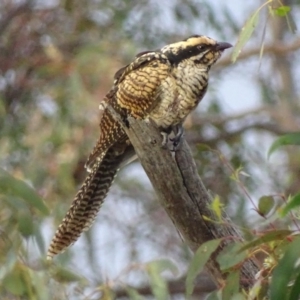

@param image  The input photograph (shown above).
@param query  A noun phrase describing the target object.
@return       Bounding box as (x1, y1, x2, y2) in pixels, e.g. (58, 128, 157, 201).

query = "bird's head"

(161, 35, 232, 68)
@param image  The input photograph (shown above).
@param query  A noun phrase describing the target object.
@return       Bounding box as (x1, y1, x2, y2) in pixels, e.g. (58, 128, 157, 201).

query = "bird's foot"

(160, 124, 184, 151)
(170, 124, 184, 151)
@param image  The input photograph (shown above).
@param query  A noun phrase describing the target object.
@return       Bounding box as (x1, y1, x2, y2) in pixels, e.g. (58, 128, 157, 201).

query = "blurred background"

(0, 0, 300, 299)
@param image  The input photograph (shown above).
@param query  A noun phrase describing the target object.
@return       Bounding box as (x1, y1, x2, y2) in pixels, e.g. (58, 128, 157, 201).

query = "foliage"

(268, 133, 300, 158)
(0, 0, 300, 299)
(185, 239, 221, 297)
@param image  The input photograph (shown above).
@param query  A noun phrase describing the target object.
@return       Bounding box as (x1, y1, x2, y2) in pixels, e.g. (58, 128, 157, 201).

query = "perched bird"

(47, 35, 232, 259)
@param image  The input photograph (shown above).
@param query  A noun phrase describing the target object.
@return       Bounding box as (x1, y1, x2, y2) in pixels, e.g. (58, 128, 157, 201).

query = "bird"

(47, 35, 232, 259)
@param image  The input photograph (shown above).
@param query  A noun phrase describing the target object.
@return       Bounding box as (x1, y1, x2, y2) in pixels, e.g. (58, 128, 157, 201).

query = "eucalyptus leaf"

(232, 11, 260, 62)
(186, 239, 221, 297)
(268, 133, 300, 158)
(238, 230, 292, 253)
(0, 168, 49, 215)
(258, 196, 275, 217)
(217, 242, 247, 271)
(270, 236, 300, 300)
(281, 193, 300, 216)
(222, 271, 240, 300)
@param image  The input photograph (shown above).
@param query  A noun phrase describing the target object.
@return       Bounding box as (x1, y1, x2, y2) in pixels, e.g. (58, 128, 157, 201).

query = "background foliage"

(0, 0, 300, 299)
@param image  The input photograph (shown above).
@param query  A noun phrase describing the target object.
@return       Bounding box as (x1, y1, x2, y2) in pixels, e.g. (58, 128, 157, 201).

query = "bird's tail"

(47, 143, 134, 260)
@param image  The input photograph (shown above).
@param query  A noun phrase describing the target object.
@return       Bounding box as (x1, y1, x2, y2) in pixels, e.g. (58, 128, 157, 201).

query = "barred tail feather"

(47, 145, 130, 260)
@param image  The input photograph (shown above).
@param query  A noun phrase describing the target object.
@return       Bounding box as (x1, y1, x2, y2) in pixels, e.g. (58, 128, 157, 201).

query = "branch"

(217, 38, 300, 68)
(186, 122, 289, 147)
(107, 105, 259, 290)
(114, 274, 216, 298)
(191, 107, 270, 127)
(0, 1, 33, 36)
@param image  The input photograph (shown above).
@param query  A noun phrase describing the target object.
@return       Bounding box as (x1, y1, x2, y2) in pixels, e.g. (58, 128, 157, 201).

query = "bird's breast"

(149, 64, 208, 129)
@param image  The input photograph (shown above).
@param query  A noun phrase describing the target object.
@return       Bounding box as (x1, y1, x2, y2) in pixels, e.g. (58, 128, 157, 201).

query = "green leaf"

(2, 264, 29, 296)
(289, 271, 300, 300)
(0, 168, 49, 215)
(270, 236, 300, 300)
(249, 275, 269, 300)
(274, 5, 291, 17)
(238, 230, 292, 253)
(52, 266, 82, 283)
(146, 259, 178, 276)
(125, 287, 145, 300)
(258, 195, 275, 216)
(229, 166, 243, 182)
(210, 195, 223, 221)
(146, 259, 177, 300)
(18, 211, 35, 238)
(3, 271, 26, 296)
(206, 290, 222, 300)
(222, 271, 239, 300)
(258, 281, 269, 300)
(217, 242, 247, 271)
(186, 239, 221, 297)
(281, 193, 300, 216)
(232, 11, 260, 62)
(268, 133, 300, 158)
(231, 293, 246, 300)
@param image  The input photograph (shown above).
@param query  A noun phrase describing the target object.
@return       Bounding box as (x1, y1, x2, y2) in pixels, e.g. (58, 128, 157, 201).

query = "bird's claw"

(169, 124, 184, 150)
(160, 124, 184, 151)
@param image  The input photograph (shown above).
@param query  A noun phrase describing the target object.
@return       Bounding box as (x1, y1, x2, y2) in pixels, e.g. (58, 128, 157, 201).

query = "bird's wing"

(115, 52, 171, 118)
(85, 52, 171, 169)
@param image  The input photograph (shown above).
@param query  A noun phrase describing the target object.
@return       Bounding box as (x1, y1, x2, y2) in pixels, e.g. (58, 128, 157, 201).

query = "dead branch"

(107, 104, 260, 290)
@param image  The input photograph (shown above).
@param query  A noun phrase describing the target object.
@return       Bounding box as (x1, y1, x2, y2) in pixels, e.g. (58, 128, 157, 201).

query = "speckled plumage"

(47, 35, 231, 259)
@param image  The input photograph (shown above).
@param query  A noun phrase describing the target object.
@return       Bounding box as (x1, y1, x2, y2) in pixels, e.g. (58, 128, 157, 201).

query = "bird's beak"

(215, 42, 232, 51)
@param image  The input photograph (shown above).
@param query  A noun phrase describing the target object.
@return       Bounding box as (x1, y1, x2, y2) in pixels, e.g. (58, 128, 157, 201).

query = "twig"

(186, 122, 289, 146)
(217, 38, 300, 68)
(191, 106, 271, 126)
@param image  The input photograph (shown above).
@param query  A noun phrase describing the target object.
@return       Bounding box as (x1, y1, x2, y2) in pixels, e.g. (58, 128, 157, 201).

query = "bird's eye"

(197, 44, 207, 50)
